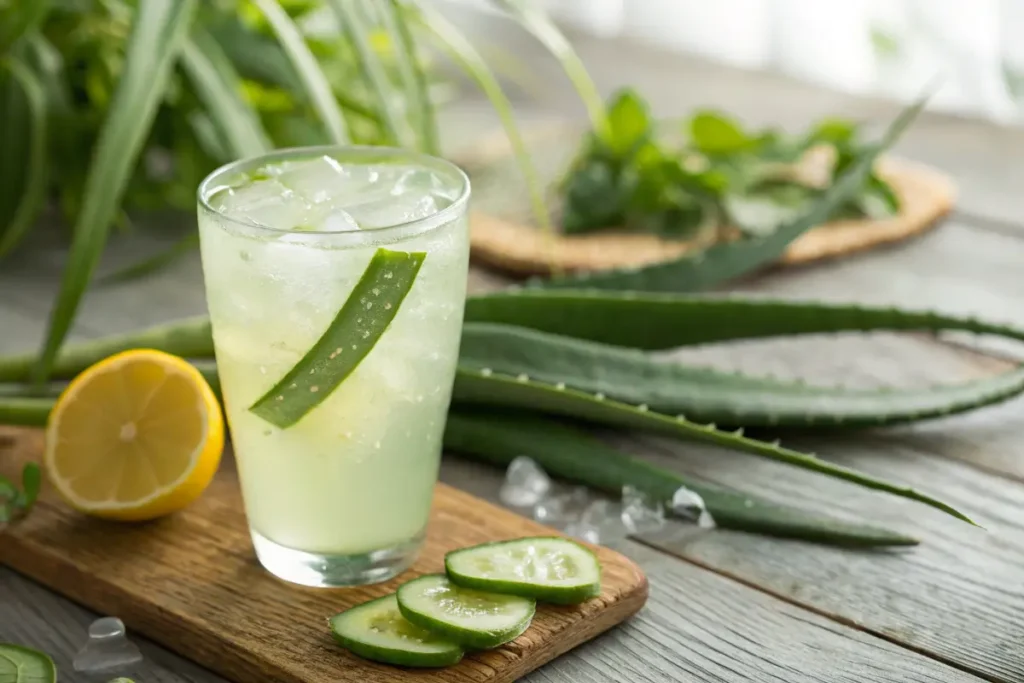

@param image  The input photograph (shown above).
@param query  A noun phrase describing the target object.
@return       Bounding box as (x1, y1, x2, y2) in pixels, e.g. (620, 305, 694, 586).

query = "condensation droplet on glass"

(240, 250, 252, 262)
(374, 441, 381, 449)
(73, 617, 143, 673)
(259, 365, 267, 375)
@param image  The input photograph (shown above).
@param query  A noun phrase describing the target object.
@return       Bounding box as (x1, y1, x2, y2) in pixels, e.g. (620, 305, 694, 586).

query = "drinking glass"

(196, 146, 470, 587)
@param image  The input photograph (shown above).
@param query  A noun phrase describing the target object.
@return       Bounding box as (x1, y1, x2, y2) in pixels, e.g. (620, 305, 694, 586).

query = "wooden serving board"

(0, 427, 648, 683)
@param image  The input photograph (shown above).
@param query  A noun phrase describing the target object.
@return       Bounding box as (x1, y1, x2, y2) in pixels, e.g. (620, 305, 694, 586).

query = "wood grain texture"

(0, 460, 984, 683)
(0, 427, 647, 683)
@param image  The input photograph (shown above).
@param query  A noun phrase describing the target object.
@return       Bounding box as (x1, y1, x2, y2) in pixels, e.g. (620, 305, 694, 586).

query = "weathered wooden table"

(3, 34, 1023, 683)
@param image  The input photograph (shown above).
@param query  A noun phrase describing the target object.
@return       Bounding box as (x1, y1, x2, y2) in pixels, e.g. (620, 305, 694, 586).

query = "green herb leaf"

(0, 476, 17, 500)
(32, 0, 199, 384)
(605, 88, 651, 156)
(250, 248, 425, 428)
(16, 463, 41, 512)
(251, 0, 350, 145)
(689, 110, 754, 155)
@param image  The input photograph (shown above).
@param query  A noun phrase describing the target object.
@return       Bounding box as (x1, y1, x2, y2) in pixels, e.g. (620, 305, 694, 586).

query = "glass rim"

(196, 144, 471, 239)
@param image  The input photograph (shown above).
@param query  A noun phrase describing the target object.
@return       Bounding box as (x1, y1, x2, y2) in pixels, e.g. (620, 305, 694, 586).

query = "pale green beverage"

(197, 147, 469, 587)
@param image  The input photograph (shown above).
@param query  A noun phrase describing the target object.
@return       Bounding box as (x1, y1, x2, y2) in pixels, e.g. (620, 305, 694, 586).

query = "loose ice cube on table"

(499, 456, 551, 507)
(620, 484, 666, 535)
(73, 617, 143, 673)
(567, 499, 629, 548)
(532, 486, 590, 527)
(671, 485, 716, 529)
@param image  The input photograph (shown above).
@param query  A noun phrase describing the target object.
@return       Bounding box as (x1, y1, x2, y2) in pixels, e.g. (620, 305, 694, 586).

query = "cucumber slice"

(445, 537, 602, 605)
(0, 643, 57, 683)
(329, 594, 464, 668)
(397, 574, 536, 649)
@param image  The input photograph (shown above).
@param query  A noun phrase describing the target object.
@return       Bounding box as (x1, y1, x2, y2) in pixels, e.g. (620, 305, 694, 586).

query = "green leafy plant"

(0, 462, 42, 523)
(560, 88, 899, 240)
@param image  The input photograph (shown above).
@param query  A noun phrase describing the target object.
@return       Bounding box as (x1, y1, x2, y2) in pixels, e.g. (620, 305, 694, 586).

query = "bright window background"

(449, 0, 1024, 125)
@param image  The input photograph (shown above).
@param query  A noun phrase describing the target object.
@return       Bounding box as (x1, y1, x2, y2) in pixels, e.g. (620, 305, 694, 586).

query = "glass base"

(251, 529, 423, 587)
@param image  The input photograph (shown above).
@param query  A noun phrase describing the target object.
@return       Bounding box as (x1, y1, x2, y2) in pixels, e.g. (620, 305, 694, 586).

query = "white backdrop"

(533, 0, 1024, 124)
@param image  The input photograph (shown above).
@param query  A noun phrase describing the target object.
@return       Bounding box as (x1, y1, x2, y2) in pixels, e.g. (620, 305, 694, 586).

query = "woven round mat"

(458, 126, 957, 277)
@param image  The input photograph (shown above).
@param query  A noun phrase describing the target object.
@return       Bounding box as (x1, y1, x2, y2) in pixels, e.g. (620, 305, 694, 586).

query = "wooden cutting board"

(0, 426, 648, 682)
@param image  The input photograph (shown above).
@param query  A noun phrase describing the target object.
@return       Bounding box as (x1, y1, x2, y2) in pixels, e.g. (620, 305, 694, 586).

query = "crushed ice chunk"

(620, 485, 666, 535)
(671, 486, 716, 529)
(73, 617, 143, 673)
(320, 208, 361, 232)
(567, 499, 629, 548)
(274, 155, 346, 204)
(499, 456, 551, 507)
(210, 180, 313, 230)
(532, 485, 590, 527)
(345, 193, 439, 229)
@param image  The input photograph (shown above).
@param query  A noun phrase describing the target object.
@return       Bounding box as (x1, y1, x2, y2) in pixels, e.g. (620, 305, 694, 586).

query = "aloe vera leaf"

(445, 409, 917, 546)
(0, 1, 50, 52)
(0, 316, 212, 383)
(326, 0, 410, 147)
(460, 323, 1024, 427)
(450, 369, 973, 523)
(465, 290, 1024, 350)
(386, 0, 438, 154)
(0, 56, 47, 259)
(180, 28, 272, 158)
(32, 0, 198, 384)
(251, 0, 350, 145)
(533, 96, 926, 293)
(412, 3, 553, 239)
(250, 249, 425, 428)
(0, 397, 51, 427)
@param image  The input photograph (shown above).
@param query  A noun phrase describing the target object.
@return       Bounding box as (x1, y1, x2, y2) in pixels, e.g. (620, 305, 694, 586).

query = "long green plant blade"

(180, 28, 271, 158)
(450, 369, 972, 523)
(0, 316, 213, 383)
(0, 398, 52, 427)
(445, 410, 917, 546)
(534, 95, 927, 292)
(97, 233, 200, 286)
(327, 0, 410, 147)
(251, 0, 350, 144)
(492, 0, 607, 139)
(212, 20, 381, 125)
(413, 2, 552, 236)
(32, 0, 198, 384)
(386, 0, 438, 153)
(0, 57, 47, 258)
(460, 323, 1024, 427)
(465, 290, 1024, 349)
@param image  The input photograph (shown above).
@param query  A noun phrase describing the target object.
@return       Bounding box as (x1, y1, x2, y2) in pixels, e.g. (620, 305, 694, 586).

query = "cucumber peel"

(397, 574, 535, 649)
(329, 594, 464, 668)
(446, 537, 602, 605)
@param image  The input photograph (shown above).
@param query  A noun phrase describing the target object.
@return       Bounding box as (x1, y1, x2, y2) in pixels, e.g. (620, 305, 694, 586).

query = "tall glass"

(196, 146, 470, 587)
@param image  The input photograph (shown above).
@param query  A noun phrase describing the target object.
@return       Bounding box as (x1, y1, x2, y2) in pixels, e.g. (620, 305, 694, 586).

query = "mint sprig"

(560, 88, 900, 239)
(0, 462, 41, 523)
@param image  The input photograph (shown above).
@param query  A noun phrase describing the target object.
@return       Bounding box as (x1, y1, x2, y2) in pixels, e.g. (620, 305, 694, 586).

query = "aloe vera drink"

(197, 147, 470, 587)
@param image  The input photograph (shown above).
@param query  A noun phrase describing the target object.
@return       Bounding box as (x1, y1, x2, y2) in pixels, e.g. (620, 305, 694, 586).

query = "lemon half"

(44, 349, 224, 521)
